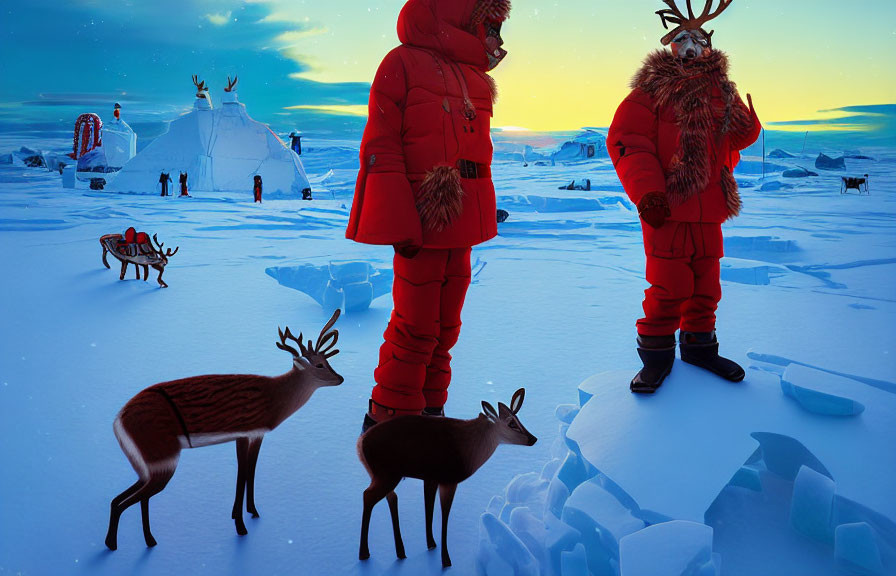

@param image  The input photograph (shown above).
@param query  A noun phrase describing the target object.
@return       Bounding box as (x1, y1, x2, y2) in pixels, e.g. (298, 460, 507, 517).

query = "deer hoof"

(442, 554, 451, 568)
(427, 538, 437, 550)
(235, 520, 248, 536)
(359, 549, 370, 561)
(105, 536, 118, 551)
(397, 547, 406, 560)
(145, 535, 157, 548)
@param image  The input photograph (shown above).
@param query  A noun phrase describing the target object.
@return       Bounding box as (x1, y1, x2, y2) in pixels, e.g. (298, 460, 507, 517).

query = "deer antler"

(152, 234, 179, 258)
(225, 76, 238, 92)
(314, 309, 341, 358)
(192, 74, 201, 89)
(278, 326, 309, 357)
(656, 0, 734, 45)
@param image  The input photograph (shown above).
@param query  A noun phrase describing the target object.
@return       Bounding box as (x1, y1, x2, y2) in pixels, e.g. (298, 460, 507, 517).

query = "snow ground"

(0, 132, 894, 576)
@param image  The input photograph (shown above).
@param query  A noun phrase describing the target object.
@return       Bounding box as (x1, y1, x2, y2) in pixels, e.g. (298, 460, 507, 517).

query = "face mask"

(671, 30, 709, 61)
(484, 21, 507, 70)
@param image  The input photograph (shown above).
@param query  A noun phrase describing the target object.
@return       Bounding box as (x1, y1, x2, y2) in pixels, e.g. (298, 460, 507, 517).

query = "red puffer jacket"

(346, 0, 509, 249)
(608, 50, 761, 223)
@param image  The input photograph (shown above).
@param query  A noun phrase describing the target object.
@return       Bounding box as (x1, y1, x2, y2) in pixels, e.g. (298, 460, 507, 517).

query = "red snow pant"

(372, 247, 472, 412)
(637, 221, 724, 337)
(254, 187, 262, 203)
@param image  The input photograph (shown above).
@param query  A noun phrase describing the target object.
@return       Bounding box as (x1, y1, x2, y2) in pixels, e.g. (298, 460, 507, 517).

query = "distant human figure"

(253, 175, 263, 203)
(302, 188, 313, 201)
(159, 172, 172, 196)
(289, 132, 303, 156)
(179, 172, 189, 197)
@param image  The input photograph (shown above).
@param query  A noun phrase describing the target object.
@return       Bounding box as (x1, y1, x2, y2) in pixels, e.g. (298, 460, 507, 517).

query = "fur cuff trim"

(721, 166, 741, 219)
(417, 165, 464, 232)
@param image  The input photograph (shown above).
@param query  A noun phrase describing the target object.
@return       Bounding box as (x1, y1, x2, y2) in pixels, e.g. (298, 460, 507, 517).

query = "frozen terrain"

(0, 128, 894, 576)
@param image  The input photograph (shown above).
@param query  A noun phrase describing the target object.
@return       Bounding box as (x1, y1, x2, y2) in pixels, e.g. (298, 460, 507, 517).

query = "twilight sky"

(1, 0, 894, 136)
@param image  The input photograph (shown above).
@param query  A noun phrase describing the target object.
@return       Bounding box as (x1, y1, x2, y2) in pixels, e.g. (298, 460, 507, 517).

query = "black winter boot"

(631, 335, 676, 394)
(679, 331, 745, 382)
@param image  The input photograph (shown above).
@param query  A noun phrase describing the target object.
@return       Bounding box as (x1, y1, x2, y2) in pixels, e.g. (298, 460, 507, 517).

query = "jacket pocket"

(646, 221, 685, 259)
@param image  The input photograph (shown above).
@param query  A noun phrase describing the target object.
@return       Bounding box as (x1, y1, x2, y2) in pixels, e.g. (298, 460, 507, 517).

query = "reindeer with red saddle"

(100, 227, 179, 288)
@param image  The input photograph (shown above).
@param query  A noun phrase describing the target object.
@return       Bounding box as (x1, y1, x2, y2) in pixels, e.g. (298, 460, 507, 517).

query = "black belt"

(457, 159, 490, 179)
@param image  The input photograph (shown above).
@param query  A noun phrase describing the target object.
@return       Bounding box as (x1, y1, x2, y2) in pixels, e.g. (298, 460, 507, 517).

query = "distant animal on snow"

(840, 174, 869, 195)
(105, 310, 343, 549)
(100, 228, 178, 288)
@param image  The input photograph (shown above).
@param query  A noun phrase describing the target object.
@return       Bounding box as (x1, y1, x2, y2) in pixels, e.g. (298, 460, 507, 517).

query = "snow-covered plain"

(0, 129, 894, 576)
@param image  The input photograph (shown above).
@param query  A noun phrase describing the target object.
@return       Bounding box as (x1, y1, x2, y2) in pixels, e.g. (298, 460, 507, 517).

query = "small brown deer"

(358, 388, 536, 568)
(105, 310, 343, 550)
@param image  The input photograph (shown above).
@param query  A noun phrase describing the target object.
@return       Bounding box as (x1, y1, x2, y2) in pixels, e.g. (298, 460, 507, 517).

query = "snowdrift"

(477, 358, 896, 576)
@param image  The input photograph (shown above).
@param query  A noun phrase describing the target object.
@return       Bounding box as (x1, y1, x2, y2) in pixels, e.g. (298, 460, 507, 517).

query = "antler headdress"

(656, 0, 733, 46)
(192, 75, 208, 98)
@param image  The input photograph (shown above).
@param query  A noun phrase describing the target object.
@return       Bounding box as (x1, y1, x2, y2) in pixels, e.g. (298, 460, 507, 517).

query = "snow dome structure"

(109, 76, 311, 197)
(70, 105, 137, 173)
(101, 104, 137, 169)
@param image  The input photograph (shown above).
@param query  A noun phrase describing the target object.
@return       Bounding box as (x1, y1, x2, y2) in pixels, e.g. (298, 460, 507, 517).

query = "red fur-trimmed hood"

(471, 0, 511, 26)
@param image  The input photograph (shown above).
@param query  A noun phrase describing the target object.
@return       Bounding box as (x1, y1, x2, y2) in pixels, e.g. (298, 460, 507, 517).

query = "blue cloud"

(767, 104, 896, 133)
(0, 0, 371, 137)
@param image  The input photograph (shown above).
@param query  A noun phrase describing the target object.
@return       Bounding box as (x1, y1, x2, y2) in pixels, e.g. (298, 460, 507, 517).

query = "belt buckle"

(458, 159, 477, 179)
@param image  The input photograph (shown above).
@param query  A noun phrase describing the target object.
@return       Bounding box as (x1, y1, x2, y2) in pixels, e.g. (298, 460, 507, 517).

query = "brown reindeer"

(358, 388, 536, 568)
(100, 233, 178, 288)
(105, 310, 343, 550)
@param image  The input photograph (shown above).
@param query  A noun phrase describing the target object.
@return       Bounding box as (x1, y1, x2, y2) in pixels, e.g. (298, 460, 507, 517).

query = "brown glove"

(638, 192, 671, 229)
(394, 242, 422, 259)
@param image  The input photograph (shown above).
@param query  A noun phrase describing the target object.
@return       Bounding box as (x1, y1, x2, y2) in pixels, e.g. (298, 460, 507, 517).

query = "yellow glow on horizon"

(285, 104, 368, 116)
(262, 1, 895, 132)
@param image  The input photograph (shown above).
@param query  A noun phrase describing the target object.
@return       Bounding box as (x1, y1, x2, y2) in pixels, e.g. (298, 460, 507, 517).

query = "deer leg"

(119, 261, 128, 280)
(439, 483, 458, 568)
(386, 491, 406, 560)
(245, 437, 263, 518)
(109, 471, 174, 549)
(140, 498, 157, 547)
(232, 437, 250, 535)
(156, 266, 168, 289)
(424, 480, 438, 550)
(360, 477, 399, 561)
(135, 263, 141, 280)
(106, 480, 143, 550)
(102, 246, 111, 269)
(142, 265, 149, 281)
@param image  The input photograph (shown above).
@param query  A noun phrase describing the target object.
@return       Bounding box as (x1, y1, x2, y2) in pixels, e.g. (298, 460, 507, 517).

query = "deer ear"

(498, 402, 512, 419)
(481, 401, 498, 421)
(510, 388, 525, 414)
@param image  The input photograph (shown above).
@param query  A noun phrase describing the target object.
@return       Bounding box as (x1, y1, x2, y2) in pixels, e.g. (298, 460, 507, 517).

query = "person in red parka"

(608, 0, 761, 393)
(253, 175, 263, 203)
(347, 0, 511, 430)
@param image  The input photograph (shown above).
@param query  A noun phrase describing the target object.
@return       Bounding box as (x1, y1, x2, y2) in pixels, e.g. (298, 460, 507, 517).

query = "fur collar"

(631, 49, 750, 218)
